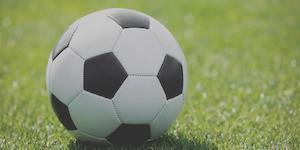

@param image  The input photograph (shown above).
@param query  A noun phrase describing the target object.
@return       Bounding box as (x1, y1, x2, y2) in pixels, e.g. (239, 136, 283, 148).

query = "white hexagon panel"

(69, 91, 121, 138)
(69, 130, 109, 144)
(149, 18, 184, 63)
(113, 28, 166, 76)
(150, 95, 184, 139)
(113, 76, 166, 124)
(49, 48, 84, 105)
(69, 13, 122, 59)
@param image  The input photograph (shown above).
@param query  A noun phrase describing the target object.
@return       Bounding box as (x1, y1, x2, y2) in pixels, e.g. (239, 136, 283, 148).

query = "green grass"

(0, 0, 299, 149)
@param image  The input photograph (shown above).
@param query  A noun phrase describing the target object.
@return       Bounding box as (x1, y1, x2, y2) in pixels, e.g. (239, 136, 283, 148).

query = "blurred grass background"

(0, 0, 299, 149)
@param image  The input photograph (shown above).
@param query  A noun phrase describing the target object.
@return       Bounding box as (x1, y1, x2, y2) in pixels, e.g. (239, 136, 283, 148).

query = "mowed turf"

(0, 0, 299, 149)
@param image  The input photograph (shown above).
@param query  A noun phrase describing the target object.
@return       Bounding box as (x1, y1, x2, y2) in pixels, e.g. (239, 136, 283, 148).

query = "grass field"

(0, 0, 299, 149)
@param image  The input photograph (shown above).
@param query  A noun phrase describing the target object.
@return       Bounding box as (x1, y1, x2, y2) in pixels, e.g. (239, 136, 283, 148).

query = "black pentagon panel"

(106, 124, 150, 145)
(108, 10, 150, 29)
(158, 55, 183, 99)
(52, 24, 78, 60)
(84, 52, 128, 99)
(50, 94, 76, 130)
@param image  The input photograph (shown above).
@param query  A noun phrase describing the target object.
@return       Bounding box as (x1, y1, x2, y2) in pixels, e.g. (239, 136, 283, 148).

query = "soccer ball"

(46, 8, 187, 145)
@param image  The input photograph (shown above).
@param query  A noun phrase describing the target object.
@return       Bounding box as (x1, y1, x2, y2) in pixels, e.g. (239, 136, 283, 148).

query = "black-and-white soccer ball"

(46, 8, 187, 145)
